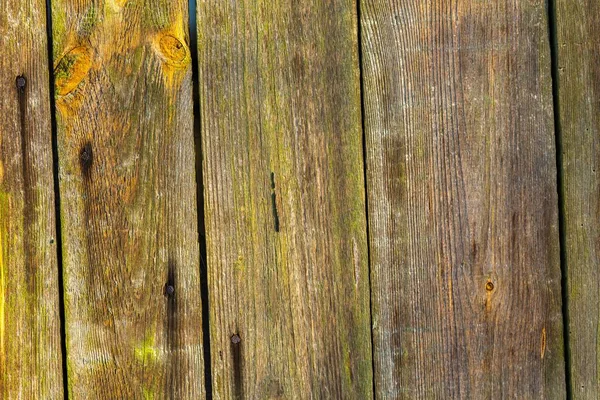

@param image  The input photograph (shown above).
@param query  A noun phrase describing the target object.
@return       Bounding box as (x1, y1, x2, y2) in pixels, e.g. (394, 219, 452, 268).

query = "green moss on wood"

(79, 5, 98, 37)
(134, 330, 158, 364)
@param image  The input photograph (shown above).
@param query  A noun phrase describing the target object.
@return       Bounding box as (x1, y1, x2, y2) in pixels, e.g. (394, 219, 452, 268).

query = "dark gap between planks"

(188, 0, 214, 397)
(354, 0, 378, 398)
(44, 0, 70, 397)
(547, 0, 572, 397)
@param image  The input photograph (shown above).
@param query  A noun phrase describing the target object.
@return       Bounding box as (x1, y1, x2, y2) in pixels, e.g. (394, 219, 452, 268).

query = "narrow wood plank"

(556, 0, 600, 397)
(0, 0, 64, 398)
(50, 1, 204, 397)
(197, 1, 373, 398)
(360, 0, 565, 397)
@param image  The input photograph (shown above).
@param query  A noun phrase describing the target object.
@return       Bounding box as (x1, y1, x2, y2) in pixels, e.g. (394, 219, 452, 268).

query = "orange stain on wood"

(541, 327, 546, 359)
(152, 31, 191, 87)
(151, 14, 191, 88)
(158, 35, 188, 64)
(484, 279, 495, 311)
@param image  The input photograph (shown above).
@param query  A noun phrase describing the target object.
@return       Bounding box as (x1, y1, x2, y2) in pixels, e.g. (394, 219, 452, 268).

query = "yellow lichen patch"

(54, 46, 93, 96)
(106, 0, 128, 13)
(134, 332, 158, 364)
(233, 254, 245, 273)
(143, 388, 154, 400)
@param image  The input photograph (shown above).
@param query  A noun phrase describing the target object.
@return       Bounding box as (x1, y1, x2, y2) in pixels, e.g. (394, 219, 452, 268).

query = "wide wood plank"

(555, 0, 600, 397)
(197, 1, 373, 398)
(0, 0, 64, 398)
(51, 0, 204, 397)
(360, 0, 565, 397)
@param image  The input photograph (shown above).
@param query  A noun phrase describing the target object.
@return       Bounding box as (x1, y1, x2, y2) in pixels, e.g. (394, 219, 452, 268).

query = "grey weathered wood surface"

(556, 0, 600, 397)
(50, 0, 205, 397)
(0, 0, 64, 398)
(197, 0, 373, 398)
(360, 0, 565, 397)
(2, 0, 595, 396)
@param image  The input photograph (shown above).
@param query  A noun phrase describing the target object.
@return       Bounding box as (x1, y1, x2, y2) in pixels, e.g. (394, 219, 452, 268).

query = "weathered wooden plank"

(197, 1, 373, 398)
(50, 1, 204, 397)
(360, 0, 565, 397)
(0, 0, 64, 398)
(555, 0, 600, 397)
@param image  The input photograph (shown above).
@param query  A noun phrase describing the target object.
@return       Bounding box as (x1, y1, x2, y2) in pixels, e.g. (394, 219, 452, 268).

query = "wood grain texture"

(555, 0, 600, 397)
(0, 0, 64, 398)
(197, 0, 373, 398)
(360, 0, 565, 397)
(51, 0, 204, 397)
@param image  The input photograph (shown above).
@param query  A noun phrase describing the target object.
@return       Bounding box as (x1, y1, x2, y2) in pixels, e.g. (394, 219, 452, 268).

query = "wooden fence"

(0, 0, 598, 398)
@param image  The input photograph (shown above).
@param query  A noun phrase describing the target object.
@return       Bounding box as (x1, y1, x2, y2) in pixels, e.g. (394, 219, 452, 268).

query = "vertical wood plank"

(197, 0, 373, 398)
(556, 0, 600, 397)
(360, 0, 565, 397)
(0, 0, 64, 398)
(51, 0, 204, 397)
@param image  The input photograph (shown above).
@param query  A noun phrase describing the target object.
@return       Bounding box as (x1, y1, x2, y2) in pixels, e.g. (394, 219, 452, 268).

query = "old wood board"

(197, 0, 373, 398)
(359, 0, 565, 397)
(50, 0, 205, 397)
(0, 0, 64, 398)
(555, 0, 600, 397)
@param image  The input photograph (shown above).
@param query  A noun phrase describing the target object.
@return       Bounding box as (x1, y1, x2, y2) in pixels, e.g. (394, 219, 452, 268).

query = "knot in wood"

(155, 34, 190, 68)
(54, 46, 93, 96)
